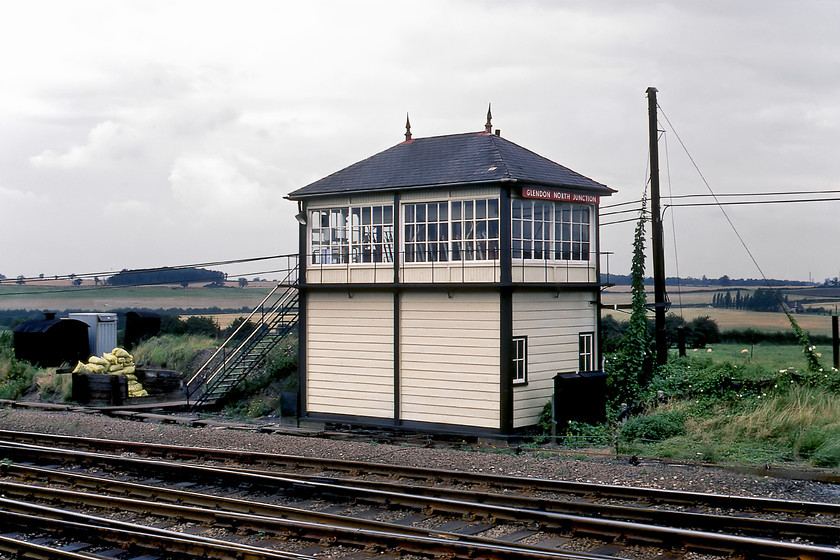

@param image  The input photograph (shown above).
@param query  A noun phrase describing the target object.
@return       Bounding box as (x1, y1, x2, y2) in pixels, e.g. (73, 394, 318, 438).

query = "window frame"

(512, 336, 528, 385)
(403, 197, 500, 263)
(310, 204, 394, 265)
(512, 199, 592, 262)
(578, 331, 595, 372)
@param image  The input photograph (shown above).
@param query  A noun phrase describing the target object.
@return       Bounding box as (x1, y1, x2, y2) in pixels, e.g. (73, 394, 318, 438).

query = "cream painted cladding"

(400, 292, 501, 429)
(306, 292, 394, 418)
(512, 291, 597, 428)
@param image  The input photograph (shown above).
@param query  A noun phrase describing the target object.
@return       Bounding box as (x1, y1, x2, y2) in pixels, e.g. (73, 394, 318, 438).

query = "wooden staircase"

(186, 266, 298, 411)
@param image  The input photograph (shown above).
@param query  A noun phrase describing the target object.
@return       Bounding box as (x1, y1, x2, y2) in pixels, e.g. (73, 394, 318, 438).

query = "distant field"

(602, 286, 835, 337)
(0, 281, 278, 312)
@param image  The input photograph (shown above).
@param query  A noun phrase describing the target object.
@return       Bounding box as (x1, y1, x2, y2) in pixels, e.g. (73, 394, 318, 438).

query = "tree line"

(711, 288, 790, 312)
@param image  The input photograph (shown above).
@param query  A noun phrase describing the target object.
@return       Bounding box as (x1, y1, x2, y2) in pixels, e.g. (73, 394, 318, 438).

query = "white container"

(69, 313, 117, 357)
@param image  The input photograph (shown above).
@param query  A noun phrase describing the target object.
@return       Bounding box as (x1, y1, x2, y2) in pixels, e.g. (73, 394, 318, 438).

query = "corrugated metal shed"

(69, 313, 117, 357)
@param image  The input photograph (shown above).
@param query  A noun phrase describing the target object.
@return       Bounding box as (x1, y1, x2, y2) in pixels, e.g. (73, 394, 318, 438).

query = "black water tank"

(12, 314, 90, 367)
(124, 311, 161, 350)
(553, 371, 607, 425)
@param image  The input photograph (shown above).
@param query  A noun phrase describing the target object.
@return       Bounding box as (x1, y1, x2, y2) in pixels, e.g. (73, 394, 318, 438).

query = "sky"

(1, 1, 838, 283)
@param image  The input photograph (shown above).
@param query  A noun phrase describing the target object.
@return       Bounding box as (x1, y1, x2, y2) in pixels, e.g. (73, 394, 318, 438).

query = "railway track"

(1, 430, 840, 559)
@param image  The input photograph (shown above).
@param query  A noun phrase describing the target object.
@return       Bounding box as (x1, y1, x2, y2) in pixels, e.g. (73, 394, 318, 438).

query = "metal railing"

(305, 249, 607, 285)
(186, 255, 299, 410)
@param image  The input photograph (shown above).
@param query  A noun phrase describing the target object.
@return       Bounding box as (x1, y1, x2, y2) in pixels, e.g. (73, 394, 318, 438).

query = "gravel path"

(1, 406, 838, 504)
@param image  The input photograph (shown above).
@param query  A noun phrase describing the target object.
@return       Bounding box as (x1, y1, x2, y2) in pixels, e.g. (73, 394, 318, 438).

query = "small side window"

(512, 336, 527, 384)
(579, 332, 595, 372)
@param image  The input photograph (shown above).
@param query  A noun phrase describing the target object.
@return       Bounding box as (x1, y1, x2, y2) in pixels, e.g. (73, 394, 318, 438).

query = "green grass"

(131, 334, 217, 374)
(684, 343, 827, 372)
(619, 387, 840, 466)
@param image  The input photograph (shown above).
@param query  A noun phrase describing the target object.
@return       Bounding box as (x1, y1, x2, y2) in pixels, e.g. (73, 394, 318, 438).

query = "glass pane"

(489, 220, 498, 239)
(405, 205, 414, 223)
(373, 206, 382, 223)
(476, 199, 486, 219)
(451, 201, 461, 220)
(362, 206, 371, 225)
(439, 202, 448, 221)
(428, 203, 437, 221)
(465, 201, 473, 220)
(488, 198, 499, 218)
(416, 204, 425, 222)
(512, 200, 522, 219)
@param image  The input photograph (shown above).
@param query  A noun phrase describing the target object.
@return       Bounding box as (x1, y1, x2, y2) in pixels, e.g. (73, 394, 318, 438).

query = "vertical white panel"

(307, 292, 394, 418)
(400, 292, 500, 429)
(512, 291, 597, 428)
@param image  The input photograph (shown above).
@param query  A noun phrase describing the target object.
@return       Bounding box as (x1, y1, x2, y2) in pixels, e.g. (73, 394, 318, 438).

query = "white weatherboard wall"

(512, 291, 597, 428)
(400, 292, 500, 429)
(306, 292, 394, 418)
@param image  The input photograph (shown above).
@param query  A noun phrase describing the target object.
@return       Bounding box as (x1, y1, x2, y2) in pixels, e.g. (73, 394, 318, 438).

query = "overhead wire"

(0, 254, 297, 297)
(662, 127, 683, 317)
(656, 103, 778, 294)
(1, 254, 295, 285)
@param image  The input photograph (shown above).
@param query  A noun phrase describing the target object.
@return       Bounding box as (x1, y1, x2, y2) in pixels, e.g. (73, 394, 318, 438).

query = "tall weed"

(0, 330, 41, 399)
(132, 334, 217, 373)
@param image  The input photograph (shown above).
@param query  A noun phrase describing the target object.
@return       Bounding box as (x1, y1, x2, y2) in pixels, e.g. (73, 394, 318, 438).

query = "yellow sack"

(112, 348, 132, 360)
(72, 361, 86, 374)
(108, 364, 124, 373)
(122, 365, 136, 375)
(103, 353, 118, 364)
(87, 364, 106, 374)
(88, 356, 109, 366)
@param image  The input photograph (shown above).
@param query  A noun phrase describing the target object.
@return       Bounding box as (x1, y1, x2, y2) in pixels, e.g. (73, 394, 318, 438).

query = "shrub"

(620, 412, 685, 442)
(0, 330, 41, 399)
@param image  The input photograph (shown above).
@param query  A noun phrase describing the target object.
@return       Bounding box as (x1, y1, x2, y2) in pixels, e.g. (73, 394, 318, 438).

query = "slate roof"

(287, 131, 614, 199)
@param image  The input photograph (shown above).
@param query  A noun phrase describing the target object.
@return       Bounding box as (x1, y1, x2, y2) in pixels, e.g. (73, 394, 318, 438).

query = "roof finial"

(485, 103, 492, 133)
(405, 113, 412, 141)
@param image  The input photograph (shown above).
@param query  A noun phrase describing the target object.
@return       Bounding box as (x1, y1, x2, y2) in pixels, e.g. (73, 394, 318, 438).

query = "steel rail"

(0, 470, 613, 560)
(0, 534, 106, 560)
(1, 430, 838, 515)
(10, 461, 840, 548)
(0, 493, 598, 560)
(3, 442, 840, 559)
(0, 504, 313, 560)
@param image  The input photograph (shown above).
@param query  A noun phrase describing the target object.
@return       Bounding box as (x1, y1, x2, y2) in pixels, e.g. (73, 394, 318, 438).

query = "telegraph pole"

(647, 87, 668, 365)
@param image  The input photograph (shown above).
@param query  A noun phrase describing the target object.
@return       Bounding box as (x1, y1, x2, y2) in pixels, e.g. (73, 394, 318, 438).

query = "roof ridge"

(487, 133, 514, 179)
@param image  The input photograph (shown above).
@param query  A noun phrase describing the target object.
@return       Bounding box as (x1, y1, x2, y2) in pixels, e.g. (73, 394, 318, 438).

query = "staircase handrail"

(186, 264, 297, 391)
(188, 290, 297, 405)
